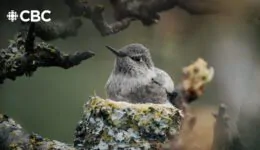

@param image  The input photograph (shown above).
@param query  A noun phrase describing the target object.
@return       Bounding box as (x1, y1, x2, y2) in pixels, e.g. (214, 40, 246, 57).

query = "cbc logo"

(7, 10, 51, 22)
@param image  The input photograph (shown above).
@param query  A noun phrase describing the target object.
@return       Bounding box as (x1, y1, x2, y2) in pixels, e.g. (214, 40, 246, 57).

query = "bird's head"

(106, 43, 154, 76)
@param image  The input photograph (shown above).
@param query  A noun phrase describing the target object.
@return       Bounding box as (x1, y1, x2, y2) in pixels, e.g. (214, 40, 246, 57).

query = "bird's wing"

(128, 80, 170, 104)
(152, 68, 174, 93)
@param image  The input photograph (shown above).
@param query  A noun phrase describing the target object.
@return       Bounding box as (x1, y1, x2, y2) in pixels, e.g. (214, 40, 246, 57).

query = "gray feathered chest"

(106, 67, 174, 104)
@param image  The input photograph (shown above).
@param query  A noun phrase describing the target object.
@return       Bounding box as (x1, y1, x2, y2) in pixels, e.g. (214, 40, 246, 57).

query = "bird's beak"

(105, 46, 127, 57)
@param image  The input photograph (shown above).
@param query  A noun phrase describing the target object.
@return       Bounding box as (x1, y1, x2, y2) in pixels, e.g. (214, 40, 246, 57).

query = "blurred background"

(0, 0, 260, 149)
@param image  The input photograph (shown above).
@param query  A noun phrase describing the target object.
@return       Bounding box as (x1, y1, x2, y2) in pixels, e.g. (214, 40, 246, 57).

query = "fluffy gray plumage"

(105, 43, 174, 104)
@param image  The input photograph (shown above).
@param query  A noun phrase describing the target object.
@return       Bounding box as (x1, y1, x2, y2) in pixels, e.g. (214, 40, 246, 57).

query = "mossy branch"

(0, 114, 75, 150)
(0, 23, 95, 84)
(74, 97, 182, 149)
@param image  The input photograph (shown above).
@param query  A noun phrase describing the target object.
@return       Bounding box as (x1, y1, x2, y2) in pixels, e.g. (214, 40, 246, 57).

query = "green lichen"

(74, 96, 183, 150)
(0, 32, 94, 84)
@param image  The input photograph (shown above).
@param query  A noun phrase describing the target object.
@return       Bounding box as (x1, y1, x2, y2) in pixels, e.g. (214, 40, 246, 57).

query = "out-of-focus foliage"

(182, 58, 214, 96)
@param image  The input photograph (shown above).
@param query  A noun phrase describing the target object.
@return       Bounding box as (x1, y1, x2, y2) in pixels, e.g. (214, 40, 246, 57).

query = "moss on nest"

(74, 97, 183, 150)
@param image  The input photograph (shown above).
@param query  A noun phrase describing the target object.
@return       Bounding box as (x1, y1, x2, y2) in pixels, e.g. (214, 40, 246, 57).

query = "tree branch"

(20, 18, 83, 42)
(211, 104, 244, 150)
(0, 114, 75, 150)
(64, 0, 222, 36)
(90, 5, 133, 36)
(33, 19, 83, 41)
(65, 0, 134, 36)
(177, 0, 222, 15)
(0, 24, 95, 84)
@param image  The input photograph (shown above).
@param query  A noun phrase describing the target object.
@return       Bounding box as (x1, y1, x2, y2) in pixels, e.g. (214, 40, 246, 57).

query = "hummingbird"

(105, 43, 176, 104)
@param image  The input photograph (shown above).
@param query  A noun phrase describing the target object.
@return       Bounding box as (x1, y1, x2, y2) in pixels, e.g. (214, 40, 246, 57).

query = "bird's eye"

(131, 56, 142, 62)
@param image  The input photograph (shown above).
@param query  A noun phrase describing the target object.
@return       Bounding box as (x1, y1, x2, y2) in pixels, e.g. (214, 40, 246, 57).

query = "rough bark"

(65, 0, 134, 36)
(64, 0, 222, 36)
(0, 114, 75, 150)
(0, 23, 95, 84)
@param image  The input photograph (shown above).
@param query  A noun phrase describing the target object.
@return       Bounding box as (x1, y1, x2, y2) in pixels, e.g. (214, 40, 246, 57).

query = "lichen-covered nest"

(74, 97, 183, 150)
